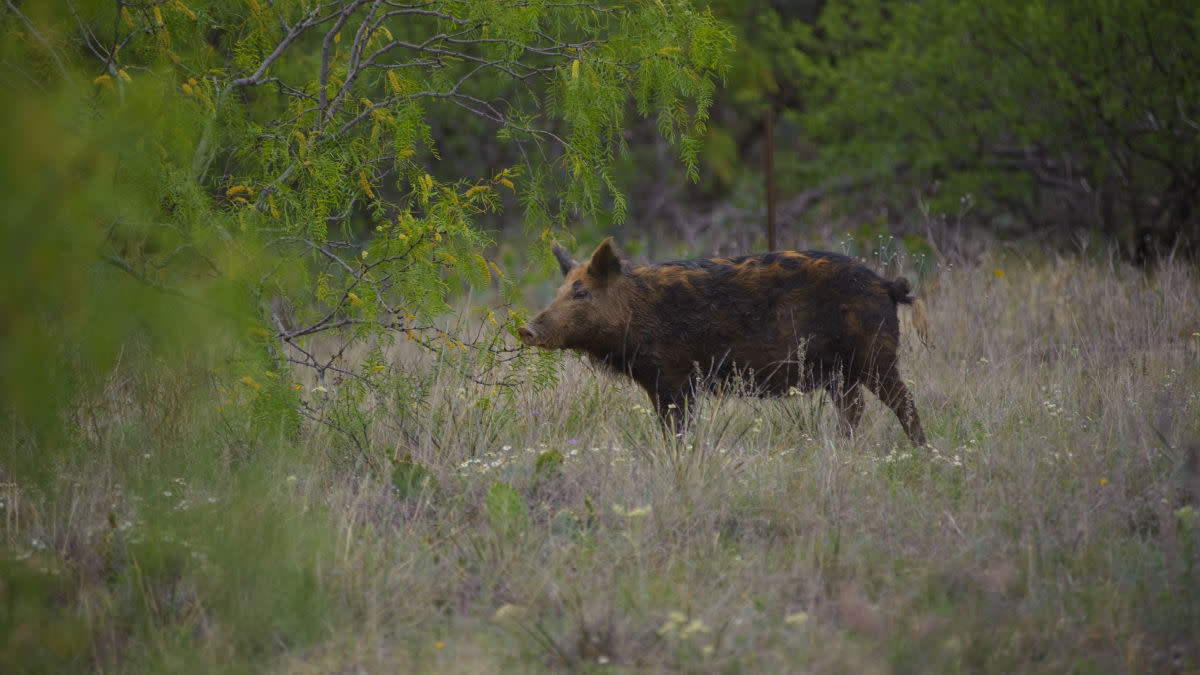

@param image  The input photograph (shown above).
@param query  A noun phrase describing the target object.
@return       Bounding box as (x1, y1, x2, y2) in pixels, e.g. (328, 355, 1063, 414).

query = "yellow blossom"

(173, 0, 196, 20)
(359, 171, 376, 199)
(785, 611, 809, 626)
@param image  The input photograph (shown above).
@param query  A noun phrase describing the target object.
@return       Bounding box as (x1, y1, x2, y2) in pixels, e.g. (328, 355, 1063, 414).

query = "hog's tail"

(889, 277, 932, 347)
(887, 277, 915, 305)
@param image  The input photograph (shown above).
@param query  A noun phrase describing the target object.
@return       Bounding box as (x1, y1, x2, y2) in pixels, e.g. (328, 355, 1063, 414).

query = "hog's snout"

(518, 324, 541, 346)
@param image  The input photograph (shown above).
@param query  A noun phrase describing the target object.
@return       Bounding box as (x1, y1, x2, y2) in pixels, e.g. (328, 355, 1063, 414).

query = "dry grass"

(4, 251, 1199, 672)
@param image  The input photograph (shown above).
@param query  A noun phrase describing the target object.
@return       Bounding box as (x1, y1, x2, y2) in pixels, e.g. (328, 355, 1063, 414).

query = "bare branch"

(319, 1, 369, 124)
(10, 0, 69, 78)
(230, 5, 342, 89)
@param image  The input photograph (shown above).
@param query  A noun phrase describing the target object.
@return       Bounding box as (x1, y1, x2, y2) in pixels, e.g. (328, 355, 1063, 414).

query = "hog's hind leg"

(864, 365, 926, 446)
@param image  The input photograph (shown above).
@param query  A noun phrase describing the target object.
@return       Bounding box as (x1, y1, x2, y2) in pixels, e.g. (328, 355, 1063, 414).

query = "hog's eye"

(572, 288, 590, 300)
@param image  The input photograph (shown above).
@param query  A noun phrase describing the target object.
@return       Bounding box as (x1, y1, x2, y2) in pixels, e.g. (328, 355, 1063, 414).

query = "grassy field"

(3, 250, 1199, 673)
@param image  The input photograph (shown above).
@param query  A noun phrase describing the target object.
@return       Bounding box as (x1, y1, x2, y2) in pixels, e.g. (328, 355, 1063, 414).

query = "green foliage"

(646, 0, 1197, 256)
(485, 481, 530, 541)
(659, 1, 818, 202)
(795, 0, 1200, 254)
(0, 69, 245, 486)
(392, 459, 437, 501)
(535, 449, 565, 479)
(0, 558, 90, 671)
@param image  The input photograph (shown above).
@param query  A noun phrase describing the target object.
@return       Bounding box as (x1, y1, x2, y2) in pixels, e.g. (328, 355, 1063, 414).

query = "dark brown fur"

(519, 238, 927, 445)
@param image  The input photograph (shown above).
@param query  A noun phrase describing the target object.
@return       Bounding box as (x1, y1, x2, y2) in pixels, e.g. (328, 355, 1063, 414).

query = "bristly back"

(652, 250, 853, 272)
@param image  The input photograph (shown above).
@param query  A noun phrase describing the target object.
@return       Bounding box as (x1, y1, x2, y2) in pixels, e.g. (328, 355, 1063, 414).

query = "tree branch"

(9, 0, 69, 78)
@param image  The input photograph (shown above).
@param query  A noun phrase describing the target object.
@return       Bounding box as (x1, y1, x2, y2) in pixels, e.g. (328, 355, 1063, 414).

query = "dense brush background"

(5, 245, 1198, 672)
(4, 1, 1200, 672)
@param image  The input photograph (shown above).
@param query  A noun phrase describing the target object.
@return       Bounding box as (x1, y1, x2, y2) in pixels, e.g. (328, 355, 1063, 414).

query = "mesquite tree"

(1, 0, 732, 463)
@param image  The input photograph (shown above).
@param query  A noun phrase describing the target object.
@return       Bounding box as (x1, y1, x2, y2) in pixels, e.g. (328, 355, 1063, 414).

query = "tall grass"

(3, 251, 1198, 672)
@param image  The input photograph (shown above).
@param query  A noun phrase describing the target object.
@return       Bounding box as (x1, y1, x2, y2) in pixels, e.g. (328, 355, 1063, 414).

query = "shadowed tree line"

(606, 0, 1200, 263)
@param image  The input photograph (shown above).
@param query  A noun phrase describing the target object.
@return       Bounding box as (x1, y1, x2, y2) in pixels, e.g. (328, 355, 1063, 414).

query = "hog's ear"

(587, 237, 622, 282)
(551, 242, 577, 277)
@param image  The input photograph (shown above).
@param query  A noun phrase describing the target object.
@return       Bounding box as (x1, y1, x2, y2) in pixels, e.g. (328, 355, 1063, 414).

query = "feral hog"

(518, 238, 928, 446)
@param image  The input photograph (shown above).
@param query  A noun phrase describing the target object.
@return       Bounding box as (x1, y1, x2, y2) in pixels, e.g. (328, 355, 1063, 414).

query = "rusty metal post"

(765, 108, 777, 251)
